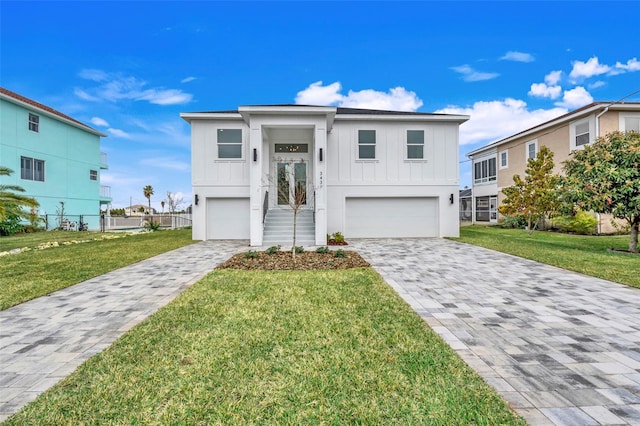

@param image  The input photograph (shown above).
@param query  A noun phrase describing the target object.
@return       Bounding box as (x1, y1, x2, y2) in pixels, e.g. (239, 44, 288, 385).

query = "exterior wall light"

(450, 194, 454, 205)
(319, 148, 323, 162)
(253, 148, 258, 162)
(195, 194, 199, 206)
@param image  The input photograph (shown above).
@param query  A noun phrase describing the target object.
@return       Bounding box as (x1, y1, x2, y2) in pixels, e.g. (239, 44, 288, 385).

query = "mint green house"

(0, 87, 110, 230)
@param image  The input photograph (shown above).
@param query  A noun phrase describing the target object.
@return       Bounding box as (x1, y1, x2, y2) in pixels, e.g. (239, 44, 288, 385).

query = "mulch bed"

(217, 250, 370, 270)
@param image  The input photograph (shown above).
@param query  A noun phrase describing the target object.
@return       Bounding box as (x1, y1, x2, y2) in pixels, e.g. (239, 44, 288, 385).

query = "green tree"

(498, 145, 560, 234)
(0, 166, 39, 222)
(563, 131, 640, 252)
(143, 185, 154, 215)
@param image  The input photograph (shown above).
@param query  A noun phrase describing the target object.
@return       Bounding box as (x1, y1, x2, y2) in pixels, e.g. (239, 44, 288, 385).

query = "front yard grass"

(455, 226, 639, 288)
(0, 229, 194, 311)
(5, 268, 524, 425)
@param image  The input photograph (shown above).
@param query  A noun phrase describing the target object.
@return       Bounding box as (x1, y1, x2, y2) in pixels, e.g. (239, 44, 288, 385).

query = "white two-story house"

(181, 105, 468, 246)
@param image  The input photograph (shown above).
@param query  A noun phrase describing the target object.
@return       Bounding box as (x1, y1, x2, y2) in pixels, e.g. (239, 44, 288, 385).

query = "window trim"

(619, 112, 640, 133)
(473, 156, 497, 185)
(21, 156, 45, 182)
(499, 150, 508, 169)
(216, 128, 243, 160)
(406, 129, 425, 160)
(526, 140, 538, 161)
(28, 113, 39, 132)
(357, 129, 376, 160)
(569, 117, 594, 151)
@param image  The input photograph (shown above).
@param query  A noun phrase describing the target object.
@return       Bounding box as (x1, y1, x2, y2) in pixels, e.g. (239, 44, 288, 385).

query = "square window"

(358, 130, 376, 159)
(90, 170, 98, 181)
(28, 113, 39, 132)
(217, 129, 242, 159)
(407, 130, 424, 159)
(20, 156, 44, 181)
(473, 157, 497, 184)
(575, 122, 590, 146)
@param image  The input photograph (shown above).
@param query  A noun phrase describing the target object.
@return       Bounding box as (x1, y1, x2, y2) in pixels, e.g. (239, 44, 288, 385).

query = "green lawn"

(5, 268, 524, 425)
(454, 226, 639, 288)
(0, 229, 194, 311)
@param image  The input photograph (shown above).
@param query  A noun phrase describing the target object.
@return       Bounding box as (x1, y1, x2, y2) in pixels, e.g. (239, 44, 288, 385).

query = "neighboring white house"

(181, 105, 469, 246)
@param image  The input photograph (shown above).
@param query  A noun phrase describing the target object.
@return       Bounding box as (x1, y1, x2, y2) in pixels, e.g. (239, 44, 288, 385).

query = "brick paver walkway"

(0, 240, 246, 422)
(352, 238, 640, 425)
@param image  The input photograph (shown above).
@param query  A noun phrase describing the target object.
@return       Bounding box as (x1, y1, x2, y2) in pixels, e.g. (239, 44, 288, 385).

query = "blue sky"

(2, 1, 639, 210)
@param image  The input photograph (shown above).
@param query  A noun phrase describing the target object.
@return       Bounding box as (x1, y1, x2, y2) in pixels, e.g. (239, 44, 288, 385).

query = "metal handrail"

(263, 190, 269, 223)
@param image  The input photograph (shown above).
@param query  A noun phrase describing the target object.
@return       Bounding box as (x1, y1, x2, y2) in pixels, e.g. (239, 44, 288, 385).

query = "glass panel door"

(490, 196, 497, 222)
(294, 162, 307, 205)
(277, 162, 290, 205)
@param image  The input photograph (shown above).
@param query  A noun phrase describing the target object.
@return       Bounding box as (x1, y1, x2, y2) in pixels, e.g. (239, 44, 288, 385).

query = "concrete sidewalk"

(352, 238, 640, 426)
(0, 240, 246, 422)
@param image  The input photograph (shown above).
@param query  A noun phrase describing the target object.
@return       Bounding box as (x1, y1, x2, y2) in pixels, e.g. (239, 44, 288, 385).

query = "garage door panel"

(206, 198, 250, 239)
(345, 197, 438, 238)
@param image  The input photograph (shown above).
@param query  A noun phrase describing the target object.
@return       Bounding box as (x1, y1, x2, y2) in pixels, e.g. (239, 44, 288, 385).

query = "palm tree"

(143, 185, 154, 215)
(0, 166, 39, 221)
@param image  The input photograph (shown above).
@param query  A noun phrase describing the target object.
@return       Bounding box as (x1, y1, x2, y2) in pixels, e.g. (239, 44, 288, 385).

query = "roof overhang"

(466, 102, 640, 158)
(0, 91, 107, 137)
(335, 113, 469, 124)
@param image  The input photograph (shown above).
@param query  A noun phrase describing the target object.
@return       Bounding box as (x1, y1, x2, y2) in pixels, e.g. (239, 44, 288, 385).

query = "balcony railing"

(100, 152, 108, 169)
(100, 185, 111, 199)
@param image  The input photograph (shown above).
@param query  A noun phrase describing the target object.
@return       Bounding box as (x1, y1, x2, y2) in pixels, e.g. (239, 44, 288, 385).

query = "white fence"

(105, 214, 192, 230)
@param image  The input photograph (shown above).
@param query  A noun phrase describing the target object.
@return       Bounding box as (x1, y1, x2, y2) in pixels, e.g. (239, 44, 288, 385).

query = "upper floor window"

(406, 130, 424, 159)
(217, 129, 242, 159)
(575, 122, 590, 146)
(526, 140, 537, 160)
(90, 170, 98, 181)
(21, 156, 45, 181)
(29, 113, 39, 132)
(499, 150, 508, 169)
(621, 114, 640, 133)
(473, 157, 496, 184)
(358, 130, 376, 159)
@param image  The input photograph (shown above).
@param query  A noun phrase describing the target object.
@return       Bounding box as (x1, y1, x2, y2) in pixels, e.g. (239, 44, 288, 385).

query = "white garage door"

(206, 198, 250, 239)
(345, 197, 438, 238)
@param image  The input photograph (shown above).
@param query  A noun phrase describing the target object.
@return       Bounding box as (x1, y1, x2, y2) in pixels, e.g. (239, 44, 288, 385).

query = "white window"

(473, 157, 496, 184)
(570, 117, 594, 150)
(29, 113, 39, 132)
(21, 156, 45, 181)
(575, 122, 590, 146)
(217, 129, 242, 159)
(358, 130, 376, 159)
(620, 113, 640, 133)
(526, 140, 537, 160)
(406, 130, 424, 159)
(90, 170, 98, 181)
(499, 150, 508, 169)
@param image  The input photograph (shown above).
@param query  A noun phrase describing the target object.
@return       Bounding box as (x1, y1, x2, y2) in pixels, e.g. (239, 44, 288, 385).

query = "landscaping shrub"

(554, 210, 597, 235)
(499, 214, 527, 229)
(0, 213, 24, 236)
(294, 246, 304, 254)
(244, 250, 259, 259)
(265, 245, 281, 254)
(315, 246, 330, 254)
(334, 249, 346, 258)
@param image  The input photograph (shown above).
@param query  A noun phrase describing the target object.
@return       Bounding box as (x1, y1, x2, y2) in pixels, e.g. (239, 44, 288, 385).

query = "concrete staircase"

(262, 209, 315, 247)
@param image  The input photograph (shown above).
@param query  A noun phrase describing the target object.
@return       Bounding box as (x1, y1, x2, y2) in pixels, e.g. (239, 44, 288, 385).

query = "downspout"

(594, 106, 609, 235)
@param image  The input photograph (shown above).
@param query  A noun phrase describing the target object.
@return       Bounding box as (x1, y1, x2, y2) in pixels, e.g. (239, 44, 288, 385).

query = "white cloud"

(569, 57, 611, 81)
(78, 68, 109, 82)
(529, 83, 562, 99)
(544, 70, 563, 85)
(500, 51, 535, 63)
(295, 81, 423, 111)
(436, 99, 567, 146)
(451, 65, 500, 82)
(76, 69, 193, 105)
(108, 128, 133, 139)
(614, 57, 640, 72)
(181, 76, 197, 83)
(588, 81, 605, 89)
(90, 117, 109, 127)
(295, 81, 344, 105)
(555, 86, 594, 109)
(140, 157, 190, 171)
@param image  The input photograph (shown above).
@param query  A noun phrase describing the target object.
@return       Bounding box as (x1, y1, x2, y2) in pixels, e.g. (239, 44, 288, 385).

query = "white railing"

(100, 185, 111, 198)
(105, 214, 192, 230)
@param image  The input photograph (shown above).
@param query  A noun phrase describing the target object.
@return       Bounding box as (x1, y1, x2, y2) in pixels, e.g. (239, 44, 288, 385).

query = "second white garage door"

(206, 198, 250, 239)
(345, 197, 438, 238)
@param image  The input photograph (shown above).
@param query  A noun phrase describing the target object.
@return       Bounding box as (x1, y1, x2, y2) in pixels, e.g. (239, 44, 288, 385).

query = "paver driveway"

(0, 240, 246, 422)
(352, 238, 640, 426)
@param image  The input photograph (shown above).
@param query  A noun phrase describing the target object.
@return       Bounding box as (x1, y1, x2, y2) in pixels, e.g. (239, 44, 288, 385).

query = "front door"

(273, 143, 311, 209)
(277, 160, 307, 207)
